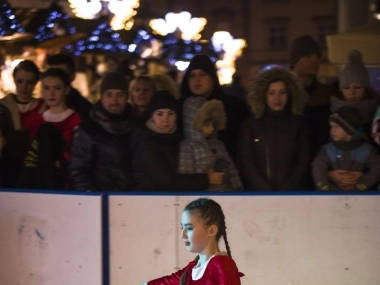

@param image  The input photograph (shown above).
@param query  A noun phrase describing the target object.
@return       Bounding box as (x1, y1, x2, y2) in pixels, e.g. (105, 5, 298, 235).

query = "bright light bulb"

(108, 0, 122, 14)
(181, 17, 206, 40)
(87, 0, 102, 16)
(149, 18, 170, 35)
(212, 31, 233, 52)
(175, 61, 190, 71)
(218, 67, 235, 85)
(69, 0, 102, 19)
(124, 20, 134, 30)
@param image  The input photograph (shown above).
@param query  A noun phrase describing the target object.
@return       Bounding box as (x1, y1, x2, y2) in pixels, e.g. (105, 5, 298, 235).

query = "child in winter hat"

(329, 106, 363, 137)
(339, 50, 371, 92)
(178, 97, 243, 191)
(144, 90, 179, 134)
(331, 50, 379, 140)
(312, 106, 380, 191)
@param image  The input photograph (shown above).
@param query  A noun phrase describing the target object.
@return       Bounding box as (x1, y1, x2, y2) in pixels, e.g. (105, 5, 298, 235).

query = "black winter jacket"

(129, 126, 209, 191)
(68, 102, 134, 191)
(66, 87, 92, 120)
(238, 68, 313, 191)
(238, 112, 312, 190)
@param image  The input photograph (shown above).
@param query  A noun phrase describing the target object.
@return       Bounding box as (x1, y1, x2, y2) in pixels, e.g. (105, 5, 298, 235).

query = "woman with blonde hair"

(128, 75, 157, 121)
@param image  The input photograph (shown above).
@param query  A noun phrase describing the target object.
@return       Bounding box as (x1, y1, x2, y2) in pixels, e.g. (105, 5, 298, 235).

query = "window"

(265, 18, 289, 50)
(313, 16, 336, 49)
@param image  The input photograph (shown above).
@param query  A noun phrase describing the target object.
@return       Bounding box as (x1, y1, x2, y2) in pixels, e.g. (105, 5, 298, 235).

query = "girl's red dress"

(147, 254, 243, 285)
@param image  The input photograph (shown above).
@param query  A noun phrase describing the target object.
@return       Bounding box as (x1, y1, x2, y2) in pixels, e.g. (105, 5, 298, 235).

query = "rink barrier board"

(0, 189, 379, 285)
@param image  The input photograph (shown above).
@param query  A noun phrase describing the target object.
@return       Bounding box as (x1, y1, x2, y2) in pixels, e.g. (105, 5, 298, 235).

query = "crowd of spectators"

(1, 35, 380, 191)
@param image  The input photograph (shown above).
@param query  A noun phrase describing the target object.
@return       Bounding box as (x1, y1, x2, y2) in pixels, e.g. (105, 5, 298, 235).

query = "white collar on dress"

(43, 108, 74, 122)
(191, 252, 228, 280)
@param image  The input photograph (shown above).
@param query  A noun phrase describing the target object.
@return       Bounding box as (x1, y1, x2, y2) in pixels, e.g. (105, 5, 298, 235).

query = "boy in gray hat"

(312, 106, 380, 191)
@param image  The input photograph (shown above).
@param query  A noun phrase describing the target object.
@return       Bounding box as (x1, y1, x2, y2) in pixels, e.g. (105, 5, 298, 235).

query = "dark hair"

(180, 198, 232, 285)
(265, 78, 288, 93)
(41, 68, 71, 87)
(12, 60, 40, 81)
(184, 198, 232, 257)
(265, 78, 292, 112)
(46, 53, 75, 75)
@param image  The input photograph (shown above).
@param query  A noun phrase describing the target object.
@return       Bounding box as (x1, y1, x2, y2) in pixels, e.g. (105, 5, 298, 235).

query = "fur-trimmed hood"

(247, 68, 307, 118)
(193, 99, 226, 133)
(182, 97, 226, 140)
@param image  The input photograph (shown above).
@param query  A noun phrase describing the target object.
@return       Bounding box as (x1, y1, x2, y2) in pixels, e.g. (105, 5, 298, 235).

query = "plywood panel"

(0, 191, 102, 285)
(109, 194, 380, 285)
(109, 195, 178, 285)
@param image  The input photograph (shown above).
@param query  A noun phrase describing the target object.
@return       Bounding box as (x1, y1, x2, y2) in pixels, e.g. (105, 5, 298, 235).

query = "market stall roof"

(10, 5, 86, 49)
(0, 32, 33, 42)
(326, 20, 380, 65)
(0, 1, 32, 42)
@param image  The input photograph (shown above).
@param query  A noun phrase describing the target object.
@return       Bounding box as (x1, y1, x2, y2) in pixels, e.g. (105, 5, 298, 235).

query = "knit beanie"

(329, 106, 363, 135)
(339, 50, 370, 90)
(187, 54, 217, 75)
(289, 35, 321, 67)
(146, 90, 179, 117)
(186, 55, 219, 82)
(100, 71, 128, 95)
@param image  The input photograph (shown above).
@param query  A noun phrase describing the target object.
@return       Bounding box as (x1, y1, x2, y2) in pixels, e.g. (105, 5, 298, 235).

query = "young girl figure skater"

(142, 198, 243, 285)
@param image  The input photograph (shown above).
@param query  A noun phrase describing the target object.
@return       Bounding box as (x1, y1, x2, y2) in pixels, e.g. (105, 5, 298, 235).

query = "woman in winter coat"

(331, 50, 379, 138)
(129, 90, 222, 191)
(180, 54, 249, 161)
(237, 67, 312, 190)
(0, 60, 46, 187)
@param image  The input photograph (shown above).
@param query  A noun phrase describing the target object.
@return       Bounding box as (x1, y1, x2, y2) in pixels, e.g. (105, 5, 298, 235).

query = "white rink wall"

(110, 194, 380, 285)
(1, 191, 380, 285)
(0, 191, 102, 285)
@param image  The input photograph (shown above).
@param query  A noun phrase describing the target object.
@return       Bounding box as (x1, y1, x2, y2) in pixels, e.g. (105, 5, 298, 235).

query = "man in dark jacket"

(290, 35, 339, 158)
(47, 53, 92, 119)
(68, 72, 135, 191)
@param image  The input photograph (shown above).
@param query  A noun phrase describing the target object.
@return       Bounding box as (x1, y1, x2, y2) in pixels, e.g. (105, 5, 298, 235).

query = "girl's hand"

(208, 169, 224, 185)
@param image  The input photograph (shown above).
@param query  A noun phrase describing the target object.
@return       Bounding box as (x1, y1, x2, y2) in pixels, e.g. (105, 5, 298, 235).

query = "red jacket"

(148, 255, 243, 285)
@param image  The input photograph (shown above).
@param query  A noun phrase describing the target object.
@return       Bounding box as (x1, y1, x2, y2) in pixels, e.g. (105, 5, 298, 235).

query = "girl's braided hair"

(180, 198, 232, 284)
